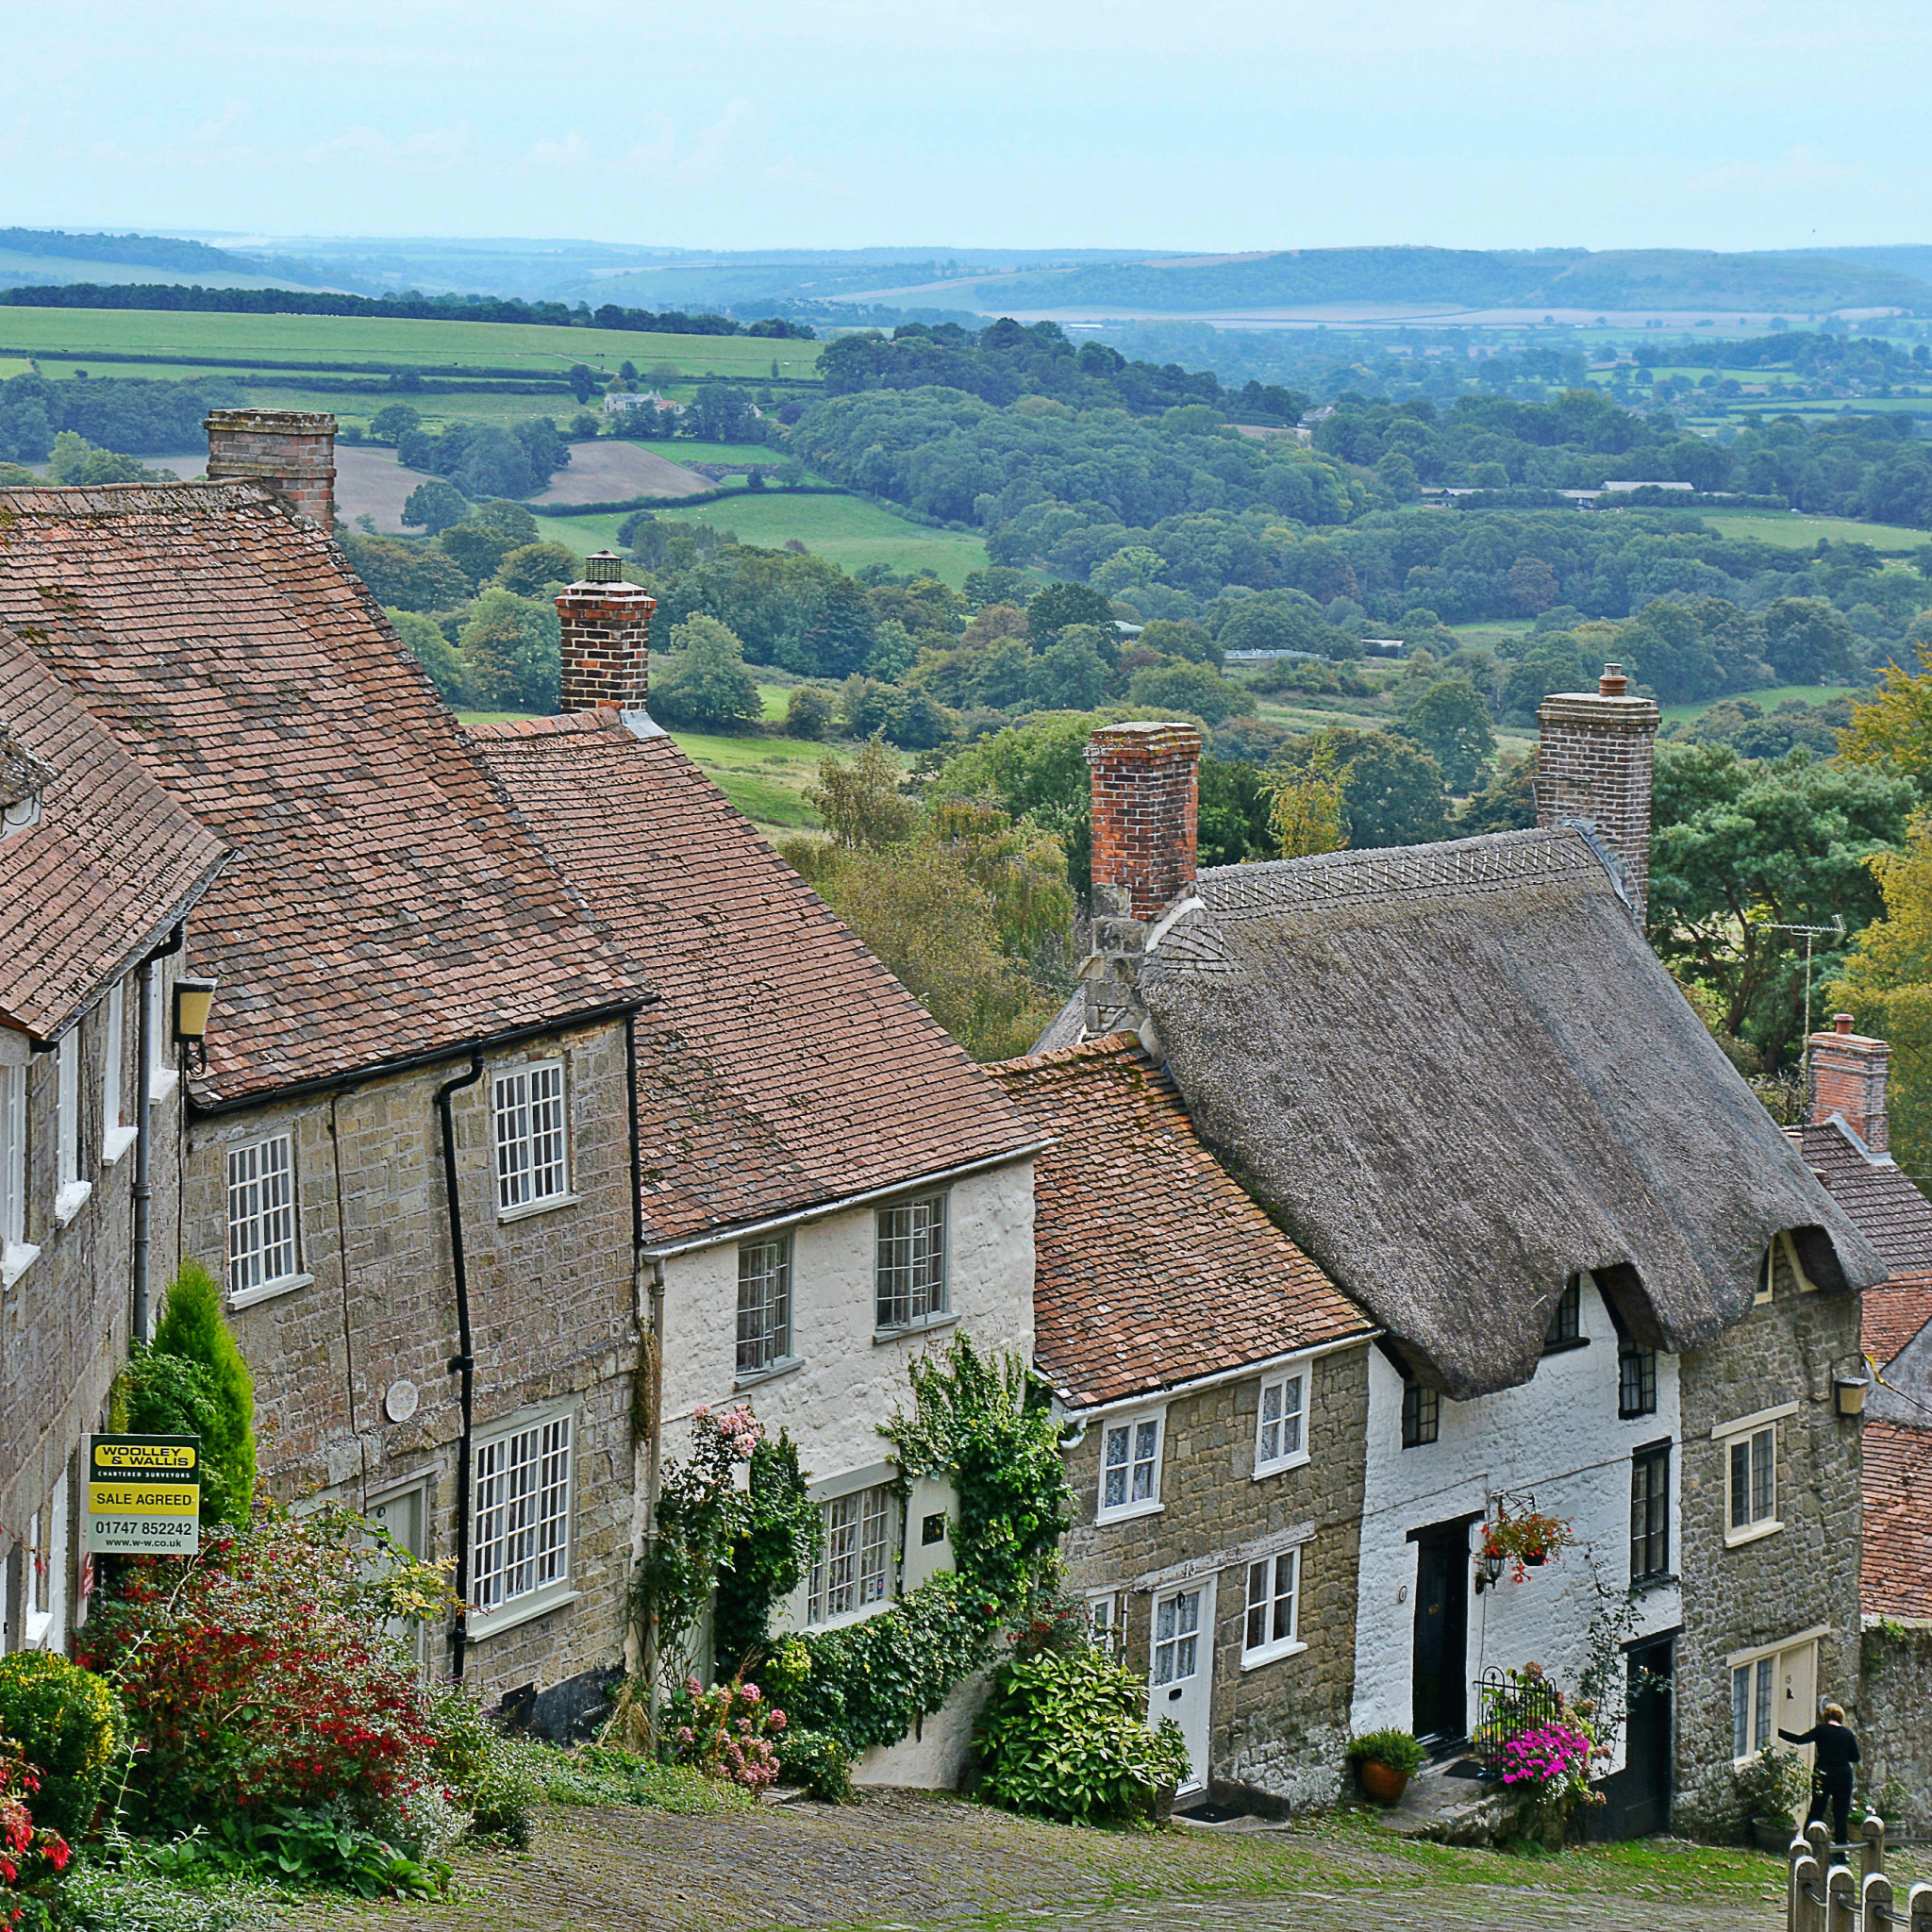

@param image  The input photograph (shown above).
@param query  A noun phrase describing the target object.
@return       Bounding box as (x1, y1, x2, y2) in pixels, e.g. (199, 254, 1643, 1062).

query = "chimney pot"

(205, 408, 337, 528)
(557, 559, 655, 714)
(1598, 662, 1628, 697)
(1835, 1012, 1854, 1034)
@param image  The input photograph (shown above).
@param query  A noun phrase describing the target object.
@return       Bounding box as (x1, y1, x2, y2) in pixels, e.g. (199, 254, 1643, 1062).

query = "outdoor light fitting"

(173, 975, 218, 1069)
(1474, 1547, 1506, 1594)
(1834, 1375, 1870, 1418)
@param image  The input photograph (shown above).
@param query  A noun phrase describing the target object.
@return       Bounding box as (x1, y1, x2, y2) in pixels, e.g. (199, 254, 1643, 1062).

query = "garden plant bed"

(270, 1788, 1809, 1932)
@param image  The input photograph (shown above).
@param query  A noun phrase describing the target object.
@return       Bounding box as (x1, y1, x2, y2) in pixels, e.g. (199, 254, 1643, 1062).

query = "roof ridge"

(990, 1031, 1146, 1076)
(0, 480, 277, 518)
(464, 709, 625, 741)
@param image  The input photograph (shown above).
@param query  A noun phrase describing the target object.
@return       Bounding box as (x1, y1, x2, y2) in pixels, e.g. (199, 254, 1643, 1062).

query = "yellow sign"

(87, 1434, 200, 1556)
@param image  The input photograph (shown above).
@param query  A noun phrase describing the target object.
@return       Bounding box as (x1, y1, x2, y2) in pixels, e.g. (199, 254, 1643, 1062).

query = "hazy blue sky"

(8, 0, 1930, 252)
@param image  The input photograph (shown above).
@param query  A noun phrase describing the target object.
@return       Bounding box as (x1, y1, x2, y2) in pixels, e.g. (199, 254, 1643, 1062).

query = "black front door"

(1591, 1638, 1675, 1839)
(1411, 1523, 1470, 1745)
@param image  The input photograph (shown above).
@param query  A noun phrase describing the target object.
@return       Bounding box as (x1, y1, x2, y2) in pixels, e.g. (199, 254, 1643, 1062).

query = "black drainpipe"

(436, 1046, 485, 1683)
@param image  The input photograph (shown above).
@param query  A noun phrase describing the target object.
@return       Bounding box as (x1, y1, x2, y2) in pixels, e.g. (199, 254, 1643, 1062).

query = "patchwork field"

(649, 494, 988, 586)
(1659, 684, 1860, 724)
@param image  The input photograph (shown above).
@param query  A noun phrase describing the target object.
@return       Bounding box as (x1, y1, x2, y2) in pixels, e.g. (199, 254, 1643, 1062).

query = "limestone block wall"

(1059, 1343, 1372, 1809)
(179, 1017, 640, 1702)
(1673, 1241, 1865, 1838)
(1859, 1624, 1932, 1832)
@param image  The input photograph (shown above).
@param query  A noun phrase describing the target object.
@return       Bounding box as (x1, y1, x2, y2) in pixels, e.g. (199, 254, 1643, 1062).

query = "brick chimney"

(1083, 721, 1202, 1039)
(1808, 1013, 1890, 1155)
(205, 408, 337, 526)
(556, 552, 655, 713)
(1536, 662, 1661, 919)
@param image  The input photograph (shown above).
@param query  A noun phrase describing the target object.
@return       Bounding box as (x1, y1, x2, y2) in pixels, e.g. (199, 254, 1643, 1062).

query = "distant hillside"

(943, 246, 1928, 315)
(0, 227, 337, 291)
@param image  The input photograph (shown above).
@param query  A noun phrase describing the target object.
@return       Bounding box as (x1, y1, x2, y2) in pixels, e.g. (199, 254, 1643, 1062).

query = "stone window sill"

(1, 1241, 41, 1291)
(54, 1179, 93, 1224)
(469, 1585, 581, 1643)
(1096, 1499, 1164, 1527)
(1724, 1519, 1783, 1550)
(149, 1067, 179, 1105)
(874, 1309, 958, 1346)
(1241, 1637, 1308, 1673)
(1632, 1570, 1678, 1593)
(498, 1191, 580, 1225)
(102, 1124, 139, 1166)
(229, 1272, 314, 1311)
(1253, 1450, 1311, 1481)
(736, 1355, 805, 1392)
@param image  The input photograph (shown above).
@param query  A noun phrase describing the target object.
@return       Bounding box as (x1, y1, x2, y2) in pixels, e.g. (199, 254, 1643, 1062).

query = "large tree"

(651, 615, 764, 732)
(1274, 728, 1450, 849)
(1395, 676, 1496, 793)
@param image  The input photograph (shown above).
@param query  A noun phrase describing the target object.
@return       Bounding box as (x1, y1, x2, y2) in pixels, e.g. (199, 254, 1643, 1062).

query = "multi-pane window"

(493, 1061, 569, 1212)
(1243, 1547, 1300, 1661)
(874, 1193, 947, 1329)
(1728, 1426, 1777, 1535)
(1255, 1373, 1307, 1474)
(1152, 1588, 1202, 1686)
(102, 982, 128, 1155)
(1100, 1415, 1162, 1518)
(1089, 1592, 1124, 1657)
(55, 1029, 82, 1208)
(1619, 1344, 1657, 1419)
(227, 1134, 297, 1297)
(736, 1235, 792, 1374)
(1544, 1279, 1582, 1349)
(1401, 1379, 1440, 1448)
(1630, 1444, 1671, 1582)
(808, 1483, 894, 1623)
(0, 1063, 26, 1274)
(1732, 1655, 1776, 1758)
(473, 1413, 573, 1612)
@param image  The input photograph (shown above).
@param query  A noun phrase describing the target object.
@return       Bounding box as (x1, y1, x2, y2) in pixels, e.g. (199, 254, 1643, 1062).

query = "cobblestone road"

(282, 1790, 1788, 1932)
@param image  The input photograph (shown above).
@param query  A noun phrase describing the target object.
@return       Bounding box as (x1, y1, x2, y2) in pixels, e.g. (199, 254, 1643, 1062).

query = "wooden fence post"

(1861, 1813, 1886, 1882)
(1809, 1822, 1832, 1865)
(1908, 1877, 1932, 1932)
(1792, 1853, 1822, 1932)
(1866, 1873, 1895, 1932)
(1827, 1863, 1856, 1932)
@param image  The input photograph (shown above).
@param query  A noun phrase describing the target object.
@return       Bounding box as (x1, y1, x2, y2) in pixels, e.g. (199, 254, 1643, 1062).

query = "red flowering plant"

(660, 1672, 785, 1793)
(0, 1743, 71, 1932)
(75, 1502, 457, 1841)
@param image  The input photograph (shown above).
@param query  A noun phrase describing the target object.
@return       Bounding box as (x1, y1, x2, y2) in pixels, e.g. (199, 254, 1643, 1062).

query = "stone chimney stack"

(1808, 1013, 1891, 1155)
(556, 552, 656, 714)
(1082, 721, 1202, 1040)
(205, 408, 337, 527)
(1536, 662, 1661, 919)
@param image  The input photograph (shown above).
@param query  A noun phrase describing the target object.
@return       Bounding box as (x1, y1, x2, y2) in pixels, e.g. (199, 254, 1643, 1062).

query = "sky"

(7, 0, 1932, 254)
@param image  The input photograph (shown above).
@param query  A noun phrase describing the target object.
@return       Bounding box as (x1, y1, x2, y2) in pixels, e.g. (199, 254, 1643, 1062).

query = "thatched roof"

(1137, 825, 1886, 1399)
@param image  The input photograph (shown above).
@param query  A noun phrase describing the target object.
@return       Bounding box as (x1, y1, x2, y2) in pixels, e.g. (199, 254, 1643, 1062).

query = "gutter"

(185, 996, 653, 1119)
(435, 1046, 485, 1685)
(638, 1139, 1055, 1260)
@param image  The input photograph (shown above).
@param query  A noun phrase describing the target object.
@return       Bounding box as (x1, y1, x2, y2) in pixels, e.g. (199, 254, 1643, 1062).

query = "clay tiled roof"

(1866, 1274, 1932, 1371)
(1790, 1120, 1932, 1279)
(467, 711, 1038, 1241)
(0, 628, 228, 1039)
(0, 484, 645, 1101)
(1862, 1418, 1932, 1623)
(989, 1036, 1373, 1409)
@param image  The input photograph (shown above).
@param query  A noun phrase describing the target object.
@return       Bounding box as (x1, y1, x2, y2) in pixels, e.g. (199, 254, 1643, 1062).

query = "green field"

(0, 308, 821, 380)
(1659, 683, 1860, 724)
(1669, 508, 1929, 551)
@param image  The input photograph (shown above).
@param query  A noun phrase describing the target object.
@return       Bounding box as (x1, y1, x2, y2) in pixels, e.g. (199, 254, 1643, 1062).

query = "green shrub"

(773, 1728, 853, 1804)
(1347, 1727, 1425, 1777)
(542, 1745, 753, 1814)
(0, 1650, 125, 1837)
(1735, 1744, 1809, 1827)
(973, 1644, 1191, 1826)
(426, 1690, 544, 1848)
(147, 1262, 256, 1526)
(111, 1352, 231, 1525)
(711, 1431, 818, 1679)
(60, 1859, 275, 1932)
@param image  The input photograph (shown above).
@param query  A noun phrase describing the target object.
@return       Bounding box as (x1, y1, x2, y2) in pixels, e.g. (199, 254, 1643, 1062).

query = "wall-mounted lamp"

(1834, 1375, 1870, 1418)
(172, 975, 218, 1070)
(1474, 1546, 1506, 1594)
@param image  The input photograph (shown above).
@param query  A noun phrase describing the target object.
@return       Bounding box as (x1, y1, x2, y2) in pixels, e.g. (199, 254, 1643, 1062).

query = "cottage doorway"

(1150, 1577, 1217, 1793)
(1410, 1522, 1470, 1747)
(1592, 1638, 1674, 1838)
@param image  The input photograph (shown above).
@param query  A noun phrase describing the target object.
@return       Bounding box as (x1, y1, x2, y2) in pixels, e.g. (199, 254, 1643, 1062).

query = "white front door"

(1150, 1577, 1217, 1793)
(369, 1485, 430, 1667)
(1779, 1641, 1818, 1767)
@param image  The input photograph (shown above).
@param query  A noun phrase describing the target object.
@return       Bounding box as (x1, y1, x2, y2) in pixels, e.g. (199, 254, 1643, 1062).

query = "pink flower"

(769, 1709, 787, 1728)
(676, 1726, 694, 1744)
(741, 1684, 761, 1703)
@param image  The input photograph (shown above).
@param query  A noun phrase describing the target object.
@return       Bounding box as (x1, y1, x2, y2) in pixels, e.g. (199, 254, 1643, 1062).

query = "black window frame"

(1543, 1278, 1583, 1352)
(1630, 1441, 1672, 1584)
(1401, 1379, 1440, 1448)
(1618, 1342, 1657, 1419)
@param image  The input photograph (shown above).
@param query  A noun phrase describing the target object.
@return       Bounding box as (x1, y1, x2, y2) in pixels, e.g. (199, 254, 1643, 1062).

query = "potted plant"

(1349, 1728, 1425, 1806)
(1735, 1745, 1809, 1853)
(1481, 1509, 1577, 1582)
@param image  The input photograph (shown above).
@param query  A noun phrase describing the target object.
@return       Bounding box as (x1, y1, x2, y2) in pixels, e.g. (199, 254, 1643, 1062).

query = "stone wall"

(1859, 1623, 1932, 1832)
(178, 1016, 640, 1700)
(1059, 1343, 1371, 1810)
(1673, 1239, 1866, 1838)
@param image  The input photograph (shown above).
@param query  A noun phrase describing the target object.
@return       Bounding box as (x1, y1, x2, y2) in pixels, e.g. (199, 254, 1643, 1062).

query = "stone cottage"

(465, 558, 1041, 1784)
(0, 636, 226, 1655)
(1036, 686, 1881, 1836)
(990, 1036, 1374, 1807)
(1781, 1018, 1932, 1831)
(0, 428, 653, 1724)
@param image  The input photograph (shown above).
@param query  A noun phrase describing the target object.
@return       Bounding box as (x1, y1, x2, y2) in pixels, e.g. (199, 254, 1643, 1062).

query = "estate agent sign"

(85, 1435, 201, 1556)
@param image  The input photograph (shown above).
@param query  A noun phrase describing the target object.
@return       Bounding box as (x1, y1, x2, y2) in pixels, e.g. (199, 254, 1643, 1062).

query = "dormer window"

(1543, 1279, 1583, 1352)
(0, 723, 45, 841)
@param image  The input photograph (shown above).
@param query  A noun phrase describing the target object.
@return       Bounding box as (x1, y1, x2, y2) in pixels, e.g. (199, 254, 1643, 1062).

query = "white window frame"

(808, 1478, 899, 1627)
(471, 1404, 577, 1637)
(102, 982, 136, 1165)
(874, 1191, 950, 1335)
(0, 1061, 39, 1290)
(1097, 1408, 1165, 1524)
(225, 1131, 307, 1307)
(1088, 1589, 1124, 1657)
(53, 1031, 90, 1224)
(144, 963, 178, 1105)
(735, 1232, 797, 1384)
(1241, 1543, 1305, 1669)
(1727, 1627, 1826, 1766)
(1253, 1370, 1309, 1477)
(1714, 1403, 1795, 1547)
(492, 1058, 575, 1221)
(24, 1468, 68, 1652)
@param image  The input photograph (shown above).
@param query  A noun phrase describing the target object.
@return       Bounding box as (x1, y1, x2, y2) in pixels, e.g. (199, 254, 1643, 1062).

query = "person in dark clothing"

(1780, 1704, 1861, 1843)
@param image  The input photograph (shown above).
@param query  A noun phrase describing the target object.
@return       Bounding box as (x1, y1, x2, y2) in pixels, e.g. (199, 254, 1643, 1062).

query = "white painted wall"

(1350, 1273, 1682, 1774)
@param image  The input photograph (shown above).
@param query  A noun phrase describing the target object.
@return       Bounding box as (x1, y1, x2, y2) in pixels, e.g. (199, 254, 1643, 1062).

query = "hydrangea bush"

(662, 1677, 785, 1793)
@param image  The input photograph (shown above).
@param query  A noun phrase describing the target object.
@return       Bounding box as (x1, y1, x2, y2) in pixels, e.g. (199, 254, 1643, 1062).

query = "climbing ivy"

(711, 1431, 820, 1680)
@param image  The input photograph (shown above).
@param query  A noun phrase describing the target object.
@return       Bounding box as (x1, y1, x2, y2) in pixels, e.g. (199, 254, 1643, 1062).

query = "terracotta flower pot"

(1359, 1759, 1410, 1806)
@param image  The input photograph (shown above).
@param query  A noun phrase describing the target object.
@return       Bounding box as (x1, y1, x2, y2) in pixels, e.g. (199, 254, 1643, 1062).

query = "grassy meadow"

(1658, 683, 1860, 725)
